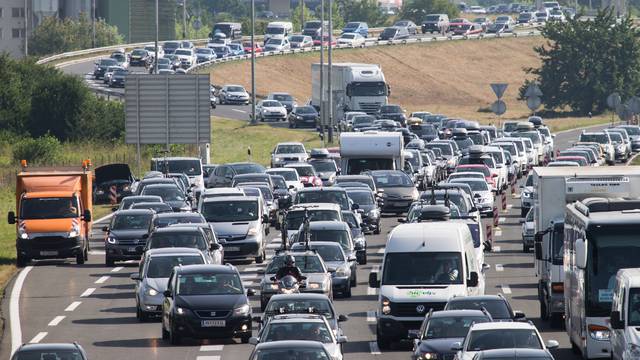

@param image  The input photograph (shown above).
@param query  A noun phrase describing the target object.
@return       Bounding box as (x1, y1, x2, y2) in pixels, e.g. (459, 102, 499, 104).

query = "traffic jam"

(9, 116, 640, 360)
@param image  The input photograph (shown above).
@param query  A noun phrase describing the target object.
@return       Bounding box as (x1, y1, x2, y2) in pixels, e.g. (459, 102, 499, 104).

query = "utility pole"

(154, 0, 158, 74)
(92, 0, 96, 48)
(327, 0, 333, 143)
(319, 0, 325, 139)
(182, 0, 187, 39)
(250, 0, 257, 125)
(23, 0, 28, 57)
(300, 0, 305, 31)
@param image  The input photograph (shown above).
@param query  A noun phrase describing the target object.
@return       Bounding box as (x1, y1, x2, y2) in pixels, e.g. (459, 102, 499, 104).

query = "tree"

(399, 0, 459, 24)
(339, 0, 389, 27)
(291, 3, 315, 32)
(29, 14, 123, 56)
(522, 10, 640, 114)
(313, 1, 344, 31)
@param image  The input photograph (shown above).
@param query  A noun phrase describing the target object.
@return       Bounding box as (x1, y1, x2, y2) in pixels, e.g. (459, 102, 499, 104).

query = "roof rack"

(575, 197, 640, 216)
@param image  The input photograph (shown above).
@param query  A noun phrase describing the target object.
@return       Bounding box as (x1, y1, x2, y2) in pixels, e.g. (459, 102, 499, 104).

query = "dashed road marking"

(200, 345, 224, 351)
(498, 217, 506, 224)
(493, 246, 501, 252)
(369, 341, 382, 355)
(507, 204, 513, 209)
(65, 301, 82, 312)
(244, 267, 261, 272)
(501, 285, 512, 294)
(232, 109, 247, 113)
(266, 243, 281, 249)
(495, 229, 502, 237)
(29, 332, 48, 343)
(80, 288, 96, 297)
(367, 287, 378, 296)
(111, 267, 123, 272)
(196, 356, 221, 360)
(95, 276, 110, 284)
(377, 248, 385, 254)
(495, 264, 504, 272)
(367, 311, 376, 322)
(48, 316, 65, 326)
(89, 250, 105, 255)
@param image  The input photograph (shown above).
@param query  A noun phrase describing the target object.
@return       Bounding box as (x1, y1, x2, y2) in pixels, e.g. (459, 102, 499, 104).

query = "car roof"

(203, 195, 258, 203)
(292, 241, 342, 249)
(269, 293, 332, 301)
(276, 141, 304, 145)
(114, 209, 155, 216)
(254, 340, 327, 350)
(270, 313, 326, 322)
(176, 264, 237, 275)
(266, 167, 297, 172)
(450, 294, 505, 302)
(307, 221, 350, 230)
(17, 343, 82, 351)
(146, 247, 204, 256)
(471, 321, 536, 330)
(289, 203, 341, 211)
(152, 226, 202, 234)
(431, 309, 490, 318)
(477, 349, 551, 358)
(388, 222, 470, 252)
(155, 212, 203, 218)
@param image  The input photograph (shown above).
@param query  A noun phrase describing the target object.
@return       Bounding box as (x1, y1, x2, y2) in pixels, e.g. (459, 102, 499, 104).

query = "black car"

(208, 162, 266, 188)
(104, 209, 155, 266)
(444, 295, 527, 322)
(140, 183, 191, 212)
(162, 264, 254, 344)
(129, 48, 151, 66)
(109, 68, 128, 88)
(11, 343, 88, 360)
(269, 174, 292, 210)
(94, 163, 135, 204)
(410, 310, 492, 360)
(93, 58, 118, 79)
(409, 123, 439, 142)
(145, 225, 221, 264)
(345, 188, 381, 234)
(377, 104, 407, 126)
(288, 106, 319, 128)
(116, 195, 163, 211)
(130, 202, 174, 213)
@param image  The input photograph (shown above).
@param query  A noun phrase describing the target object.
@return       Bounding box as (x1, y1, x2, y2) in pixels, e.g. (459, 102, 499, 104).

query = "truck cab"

(339, 131, 403, 175)
(610, 268, 640, 360)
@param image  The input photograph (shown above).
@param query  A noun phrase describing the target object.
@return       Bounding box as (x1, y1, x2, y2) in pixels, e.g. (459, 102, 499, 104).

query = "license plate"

(40, 250, 58, 256)
(201, 320, 225, 327)
(224, 246, 240, 252)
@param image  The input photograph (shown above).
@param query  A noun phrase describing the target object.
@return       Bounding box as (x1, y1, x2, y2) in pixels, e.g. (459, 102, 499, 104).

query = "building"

(97, 0, 129, 42)
(129, 0, 175, 43)
(0, 0, 30, 58)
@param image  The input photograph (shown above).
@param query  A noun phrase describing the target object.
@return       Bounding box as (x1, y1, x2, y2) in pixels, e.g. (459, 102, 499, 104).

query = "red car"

(555, 156, 588, 166)
(312, 36, 337, 47)
(451, 22, 483, 36)
(454, 164, 497, 189)
(242, 42, 263, 54)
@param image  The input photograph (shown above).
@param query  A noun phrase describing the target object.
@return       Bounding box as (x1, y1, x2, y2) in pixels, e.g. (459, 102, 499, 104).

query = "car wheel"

(350, 271, 357, 287)
(137, 306, 148, 322)
(76, 250, 85, 265)
(170, 323, 182, 345)
(16, 254, 29, 267)
(540, 297, 549, 321)
(344, 285, 352, 298)
(550, 313, 564, 329)
(162, 323, 170, 340)
(105, 256, 115, 267)
(241, 335, 251, 344)
(376, 332, 392, 350)
(288, 122, 293, 128)
(523, 243, 529, 252)
(260, 297, 268, 312)
(520, 208, 528, 218)
(255, 248, 265, 264)
(374, 224, 381, 235)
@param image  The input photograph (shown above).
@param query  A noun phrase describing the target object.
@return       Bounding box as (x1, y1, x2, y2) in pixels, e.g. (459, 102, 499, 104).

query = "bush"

(12, 135, 62, 165)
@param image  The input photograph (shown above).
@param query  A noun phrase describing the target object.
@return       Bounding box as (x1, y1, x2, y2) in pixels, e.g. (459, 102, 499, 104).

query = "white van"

(610, 268, 640, 360)
(369, 222, 484, 349)
(265, 21, 293, 42)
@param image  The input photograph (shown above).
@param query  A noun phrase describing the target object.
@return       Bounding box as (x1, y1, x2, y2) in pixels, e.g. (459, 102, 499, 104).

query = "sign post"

(490, 83, 508, 126)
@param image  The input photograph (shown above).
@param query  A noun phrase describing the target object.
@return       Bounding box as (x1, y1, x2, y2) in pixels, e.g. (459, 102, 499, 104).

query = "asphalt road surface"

(1, 124, 612, 360)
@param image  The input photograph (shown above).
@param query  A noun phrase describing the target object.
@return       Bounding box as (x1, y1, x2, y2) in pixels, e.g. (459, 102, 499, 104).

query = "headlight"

(418, 352, 439, 360)
(308, 283, 321, 289)
(18, 227, 28, 239)
(627, 343, 640, 357)
(381, 296, 391, 315)
(146, 287, 159, 296)
(335, 267, 348, 277)
(588, 324, 610, 340)
(96, 190, 105, 195)
(176, 307, 186, 315)
(247, 227, 259, 236)
(522, 191, 531, 198)
(274, 158, 283, 163)
(266, 283, 279, 290)
(262, 109, 268, 113)
(233, 304, 251, 316)
(69, 224, 80, 238)
(368, 209, 380, 219)
(107, 236, 118, 244)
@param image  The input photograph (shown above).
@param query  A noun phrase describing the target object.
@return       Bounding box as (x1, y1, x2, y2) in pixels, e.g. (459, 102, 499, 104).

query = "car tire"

(137, 306, 149, 322)
(520, 208, 528, 218)
(550, 313, 564, 329)
(162, 324, 170, 340)
(76, 250, 85, 265)
(240, 335, 251, 344)
(376, 332, 392, 350)
(374, 225, 381, 235)
(260, 297, 268, 312)
(255, 248, 265, 264)
(523, 243, 529, 252)
(170, 323, 182, 345)
(105, 256, 115, 267)
(16, 254, 28, 267)
(288, 122, 293, 128)
(344, 285, 352, 298)
(540, 297, 549, 320)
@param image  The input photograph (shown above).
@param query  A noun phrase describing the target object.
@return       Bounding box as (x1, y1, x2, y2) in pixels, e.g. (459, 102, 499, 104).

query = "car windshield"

(100, 59, 117, 66)
(350, 82, 387, 97)
(154, 215, 204, 228)
(447, 299, 512, 319)
(341, 34, 355, 39)
(263, 322, 333, 343)
(382, 252, 463, 285)
(410, 124, 437, 136)
(345, 22, 360, 28)
(20, 197, 80, 219)
(276, 144, 305, 154)
(231, 163, 265, 174)
(381, 105, 402, 113)
(296, 191, 349, 210)
(381, 28, 397, 36)
(514, 131, 541, 145)
(371, 172, 414, 187)
(269, 170, 298, 181)
(196, 48, 212, 54)
(300, 229, 350, 251)
(148, 231, 208, 251)
(457, 166, 490, 177)
(131, 49, 146, 56)
(296, 106, 317, 114)
(621, 126, 640, 135)
(451, 179, 488, 191)
(459, 157, 495, 168)
(227, 86, 245, 92)
(112, 214, 152, 230)
(424, 316, 490, 339)
(141, 186, 184, 201)
(266, 299, 334, 318)
(313, 245, 345, 262)
(425, 15, 440, 21)
(290, 166, 316, 177)
(201, 200, 259, 222)
(608, 132, 623, 142)
(266, 38, 283, 45)
(467, 329, 542, 351)
(263, 100, 281, 107)
(154, 159, 202, 175)
(113, 69, 128, 76)
(175, 49, 192, 56)
(290, 35, 305, 42)
(177, 273, 243, 295)
(14, 350, 85, 360)
(427, 143, 453, 156)
(146, 255, 203, 278)
(273, 94, 293, 101)
(266, 255, 324, 273)
(347, 191, 374, 205)
(310, 161, 337, 173)
(164, 42, 180, 49)
(271, 176, 287, 189)
(286, 210, 340, 230)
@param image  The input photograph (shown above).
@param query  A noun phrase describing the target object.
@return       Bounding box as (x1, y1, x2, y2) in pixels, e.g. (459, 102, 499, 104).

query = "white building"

(0, 0, 29, 58)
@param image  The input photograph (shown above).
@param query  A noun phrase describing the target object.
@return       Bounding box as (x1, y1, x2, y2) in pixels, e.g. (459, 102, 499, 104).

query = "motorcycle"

(270, 274, 307, 295)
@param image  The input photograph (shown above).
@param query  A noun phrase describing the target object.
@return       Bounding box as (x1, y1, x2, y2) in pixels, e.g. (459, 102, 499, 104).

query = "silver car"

(520, 207, 535, 252)
(271, 142, 308, 167)
(449, 178, 494, 217)
(291, 241, 355, 298)
(131, 247, 208, 321)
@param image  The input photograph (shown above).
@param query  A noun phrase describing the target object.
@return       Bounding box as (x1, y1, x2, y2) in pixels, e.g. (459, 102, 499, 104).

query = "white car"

(266, 168, 304, 192)
(494, 15, 515, 29)
(453, 322, 559, 360)
(450, 178, 494, 217)
(256, 100, 287, 122)
(263, 37, 291, 52)
(535, 10, 549, 22)
(270, 142, 308, 168)
(548, 8, 566, 21)
(521, 206, 535, 252)
(219, 84, 250, 105)
(144, 45, 164, 59)
(337, 33, 366, 47)
(173, 48, 196, 69)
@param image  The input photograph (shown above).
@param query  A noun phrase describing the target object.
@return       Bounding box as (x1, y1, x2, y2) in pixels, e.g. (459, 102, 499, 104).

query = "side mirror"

(257, 268, 265, 274)
(163, 289, 172, 298)
(467, 271, 479, 287)
(534, 242, 544, 261)
(611, 310, 624, 329)
(369, 272, 380, 288)
(327, 267, 337, 273)
(397, 218, 406, 223)
(545, 340, 560, 350)
(575, 238, 587, 269)
(347, 256, 357, 262)
(338, 314, 349, 322)
(252, 316, 263, 323)
(102, 226, 109, 232)
(408, 332, 419, 339)
(337, 336, 348, 344)
(83, 209, 92, 222)
(288, 185, 294, 189)
(492, 173, 498, 177)
(130, 273, 141, 281)
(519, 219, 525, 224)
(451, 342, 463, 351)
(7, 211, 15, 225)
(513, 311, 526, 320)
(111, 207, 118, 212)
(351, 203, 360, 210)
(246, 288, 256, 296)
(210, 242, 221, 250)
(248, 337, 259, 345)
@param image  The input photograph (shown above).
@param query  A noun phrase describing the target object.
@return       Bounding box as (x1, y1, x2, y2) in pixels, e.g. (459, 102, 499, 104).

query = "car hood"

(324, 260, 348, 270)
(110, 229, 149, 240)
(274, 152, 306, 159)
(381, 187, 416, 199)
(210, 221, 254, 237)
(263, 106, 286, 112)
(359, 204, 376, 213)
(227, 92, 248, 97)
(316, 171, 336, 180)
(95, 163, 133, 184)
(177, 294, 245, 310)
(418, 338, 465, 354)
(165, 200, 188, 209)
(143, 277, 169, 292)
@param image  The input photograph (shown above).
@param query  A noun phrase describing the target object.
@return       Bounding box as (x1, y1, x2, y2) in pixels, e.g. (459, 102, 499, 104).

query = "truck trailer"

(339, 131, 404, 175)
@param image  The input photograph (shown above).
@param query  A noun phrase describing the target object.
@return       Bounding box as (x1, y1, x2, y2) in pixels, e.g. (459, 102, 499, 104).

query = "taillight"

(551, 282, 564, 293)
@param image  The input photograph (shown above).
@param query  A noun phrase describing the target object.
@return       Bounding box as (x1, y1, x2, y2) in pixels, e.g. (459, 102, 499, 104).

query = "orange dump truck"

(8, 161, 93, 266)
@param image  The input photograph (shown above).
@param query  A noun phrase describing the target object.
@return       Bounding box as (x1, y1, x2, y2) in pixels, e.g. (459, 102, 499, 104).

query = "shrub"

(12, 135, 63, 165)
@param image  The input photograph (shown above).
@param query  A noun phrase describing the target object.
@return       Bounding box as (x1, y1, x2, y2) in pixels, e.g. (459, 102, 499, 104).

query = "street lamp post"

(154, 0, 158, 74)
(182, 0, 187, 39)
(250, 0, 257, 125)
(319, 0, 325, 139)
(327, 0, 333, 143)
(92, 0, 96, 48)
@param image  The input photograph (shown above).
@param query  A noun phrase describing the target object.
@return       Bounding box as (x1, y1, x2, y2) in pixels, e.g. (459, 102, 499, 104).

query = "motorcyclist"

(275, 255, 304, 282)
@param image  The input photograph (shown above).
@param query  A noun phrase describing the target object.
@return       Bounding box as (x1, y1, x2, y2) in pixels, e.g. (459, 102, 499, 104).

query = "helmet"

(285, 255, 295, 266)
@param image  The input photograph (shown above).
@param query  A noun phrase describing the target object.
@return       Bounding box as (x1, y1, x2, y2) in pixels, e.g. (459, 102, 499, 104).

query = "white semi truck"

(339, 131, 403, 175)
(311, 63, 389, 123)
(532, 167, 640, 328)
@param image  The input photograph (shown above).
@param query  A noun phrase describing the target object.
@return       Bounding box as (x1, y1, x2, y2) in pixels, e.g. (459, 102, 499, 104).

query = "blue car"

(227, 43, 245, 56)
(342, 21, 369, 38)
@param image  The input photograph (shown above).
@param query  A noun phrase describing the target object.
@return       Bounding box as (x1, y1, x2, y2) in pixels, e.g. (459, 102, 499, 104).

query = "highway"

(0, 125, 602, 360)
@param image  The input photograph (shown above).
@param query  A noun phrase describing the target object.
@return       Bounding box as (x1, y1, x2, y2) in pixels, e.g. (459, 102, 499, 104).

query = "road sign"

(526, 96, 542, 112)
(193, 18, 202, 31)
(491, 100, 507, 115)
(627, 96, 640, 114)
(524, 83, 543, 98)
(607, 92, 622, 109)
(616, 104, 633, 121)
(490, 83, 509, 99)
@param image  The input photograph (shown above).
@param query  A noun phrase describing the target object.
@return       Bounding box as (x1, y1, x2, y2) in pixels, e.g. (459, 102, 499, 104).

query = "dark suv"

(444, 294, 527, 322)
(104, 209, 155, 266)
(162, 264, 254, 344)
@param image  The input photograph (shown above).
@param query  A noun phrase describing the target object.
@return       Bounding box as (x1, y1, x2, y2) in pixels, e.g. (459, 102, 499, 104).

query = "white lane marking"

(196, 356, 221, 360)
(200, 345, 224, 351)
(266, 243, 281, 249)
(65, 301, 82, 312)
(367, 287, 378, 296)
(377, 248, 385, 254)
(48, 316, 66, 326)
(495, 264, 504, 272)
(232, 109, 247, 113)
(111, 267, 123, 272)
(369, 341, 382, 355)
(495, 229, 502, 237)
(498, 217, 506, 224)
(367, 311, 376, 322)
(242, 281, 257, 287)
(94, 212, 114, 224)
(89, 250, 105, 255)
(240, 275, 258, 280)
(29, 332, 48, 344)
(125, 260, 136, 263)
(10, 266, 33, 356)
(244, 267, 261, 272)
(501, 285, 512, 294)
(80, 288, 96, 297)
(95, 276, 110, 284)
(493, 246, 501, 252)
(507, 204, 513, 209)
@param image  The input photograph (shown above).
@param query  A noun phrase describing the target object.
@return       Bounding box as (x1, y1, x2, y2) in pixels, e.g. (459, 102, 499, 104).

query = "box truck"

(8, 161, 93, 266)
(339, 131, 404, 175)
